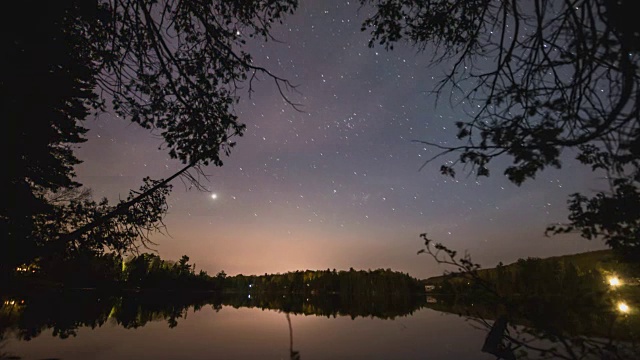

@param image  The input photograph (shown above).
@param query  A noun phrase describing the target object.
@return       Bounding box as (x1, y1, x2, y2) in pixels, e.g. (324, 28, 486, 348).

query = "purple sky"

(74, 1, 605, 279)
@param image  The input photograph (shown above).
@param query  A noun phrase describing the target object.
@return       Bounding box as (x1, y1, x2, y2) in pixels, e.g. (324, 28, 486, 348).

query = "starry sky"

(75, 0, 605, 279)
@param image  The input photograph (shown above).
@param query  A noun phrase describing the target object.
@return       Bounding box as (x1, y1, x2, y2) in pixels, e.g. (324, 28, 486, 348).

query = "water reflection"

(0, 290, 425, 344)
(286, 313, 301, 360)
(422, 291, 639, 359)
(481, 316, 515, 360)
(2, 291, 487, 360)
(1, 290, 638, 359)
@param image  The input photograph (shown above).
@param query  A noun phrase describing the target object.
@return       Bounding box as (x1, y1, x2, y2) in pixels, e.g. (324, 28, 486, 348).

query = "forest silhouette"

(3, 1, 640, 359)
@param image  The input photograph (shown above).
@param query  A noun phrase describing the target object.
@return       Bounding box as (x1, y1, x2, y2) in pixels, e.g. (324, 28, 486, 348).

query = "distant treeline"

(226, 268, 423, 295)
(422, 250, 640, 342)
(15, 252, 219, 290)
(425, 250, 638, 298)
(3, 252, 426, 340)
(10, 252, 424, 297)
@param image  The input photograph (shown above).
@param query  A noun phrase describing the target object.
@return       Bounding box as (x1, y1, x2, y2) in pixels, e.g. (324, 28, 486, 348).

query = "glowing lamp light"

(618, 302, 630, 314)
(608, 276, 621, 287)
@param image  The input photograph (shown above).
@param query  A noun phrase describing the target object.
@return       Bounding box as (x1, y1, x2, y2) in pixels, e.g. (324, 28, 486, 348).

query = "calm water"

(1, 295, 492, 360)
(2, 290, 638, 360)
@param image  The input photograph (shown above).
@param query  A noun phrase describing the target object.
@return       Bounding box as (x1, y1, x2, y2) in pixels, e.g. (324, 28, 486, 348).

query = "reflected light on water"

(3, 306, 494, 360)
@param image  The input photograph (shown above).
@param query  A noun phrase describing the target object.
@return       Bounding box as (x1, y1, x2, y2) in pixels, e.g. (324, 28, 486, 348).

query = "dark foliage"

(224, 268, 423, 296)
(2, 1, 99, 273)
(2, 0, 299, 274)
(0, 270, 426, 340)
(89, 0, 299, 166)
(417, 234, 639, 359)
(361, 0, 640, 259)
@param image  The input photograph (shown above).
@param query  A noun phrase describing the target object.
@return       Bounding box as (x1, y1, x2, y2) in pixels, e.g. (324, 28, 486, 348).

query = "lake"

(1, 291, 637, 359)
(2, 305, 493, 359)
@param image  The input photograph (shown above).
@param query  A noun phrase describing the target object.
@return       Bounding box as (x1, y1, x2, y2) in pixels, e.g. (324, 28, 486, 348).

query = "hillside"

(424, 249, 636, 285)
(420, 250, 639, 342)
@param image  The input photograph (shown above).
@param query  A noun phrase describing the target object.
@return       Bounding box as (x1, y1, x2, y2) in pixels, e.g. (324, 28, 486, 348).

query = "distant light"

(608, 276, 622, 287)
(618, 302, 630, 314)
(210, 193, 218, 200)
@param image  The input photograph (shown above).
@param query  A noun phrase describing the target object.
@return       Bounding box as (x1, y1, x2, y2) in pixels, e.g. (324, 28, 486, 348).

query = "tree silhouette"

(3, 0, 299, 274)
(2, 1, 100, 275)
(416, 233, 638, 359)
(361, 0, 640, 259)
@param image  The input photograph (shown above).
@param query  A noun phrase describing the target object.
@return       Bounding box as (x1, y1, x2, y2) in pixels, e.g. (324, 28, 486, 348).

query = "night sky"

(75, 1, 605, 278)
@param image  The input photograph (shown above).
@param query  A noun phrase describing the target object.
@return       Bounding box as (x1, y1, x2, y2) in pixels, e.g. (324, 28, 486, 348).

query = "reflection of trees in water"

(0, 290, 426, 358)
(424, 297, 640, 360)
(2, 281, 638, 359)
(418, 235, 640, 359)
(228, 292, 425, 320)
(0, 292, 212, 341)
(474, 314, 639, 360)
(286, 313, 300, 360)
(481, 316, 515, 360)
(0, 290, 426, 341)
